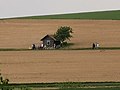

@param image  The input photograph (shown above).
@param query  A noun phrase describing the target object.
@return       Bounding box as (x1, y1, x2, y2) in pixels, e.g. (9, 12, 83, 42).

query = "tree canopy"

(54, 26, 73, 43)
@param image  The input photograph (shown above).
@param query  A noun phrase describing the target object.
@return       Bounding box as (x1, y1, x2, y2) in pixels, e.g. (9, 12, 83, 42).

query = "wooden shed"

(41, 35, 60, 48)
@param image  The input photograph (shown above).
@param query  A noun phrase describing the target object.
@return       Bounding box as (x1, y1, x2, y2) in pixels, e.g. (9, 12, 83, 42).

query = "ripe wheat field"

(0, 19, 120, 48)
(0, 19, 120, 83)
(0, 50, 120, 83)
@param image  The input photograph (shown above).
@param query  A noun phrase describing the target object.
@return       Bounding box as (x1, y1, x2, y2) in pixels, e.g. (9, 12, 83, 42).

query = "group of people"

(31, 43, 43, 50)
(92, 42, 100, 49)
(30, 43, 61, 50)
(31, 43, 100, 50)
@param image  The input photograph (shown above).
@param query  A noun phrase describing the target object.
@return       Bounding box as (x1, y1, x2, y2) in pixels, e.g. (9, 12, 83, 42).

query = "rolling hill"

(17, 10, 120, 20)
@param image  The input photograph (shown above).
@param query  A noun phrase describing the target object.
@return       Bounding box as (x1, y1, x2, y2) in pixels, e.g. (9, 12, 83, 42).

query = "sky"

(0, 0, 120, 18)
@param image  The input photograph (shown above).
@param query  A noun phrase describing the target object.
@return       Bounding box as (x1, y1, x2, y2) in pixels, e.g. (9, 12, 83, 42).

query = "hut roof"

(41, 35, 56, 41)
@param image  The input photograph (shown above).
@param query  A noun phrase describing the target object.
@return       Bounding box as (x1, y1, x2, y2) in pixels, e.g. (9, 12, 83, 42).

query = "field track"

(0, 19, 120, 48)
(1, 50, 120, 83)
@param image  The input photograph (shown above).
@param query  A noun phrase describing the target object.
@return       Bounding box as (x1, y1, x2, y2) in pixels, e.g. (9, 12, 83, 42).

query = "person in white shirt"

(96, 43, 99, 49)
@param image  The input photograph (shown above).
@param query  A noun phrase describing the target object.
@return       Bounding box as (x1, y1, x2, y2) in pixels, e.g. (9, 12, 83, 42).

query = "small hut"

(41, 35, 61, 49)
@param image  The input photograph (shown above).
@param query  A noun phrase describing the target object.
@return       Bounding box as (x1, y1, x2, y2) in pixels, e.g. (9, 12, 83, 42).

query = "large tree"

(54, 26, 73, 43)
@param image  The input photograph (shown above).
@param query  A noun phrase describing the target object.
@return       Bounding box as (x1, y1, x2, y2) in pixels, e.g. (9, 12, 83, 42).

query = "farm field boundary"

(1, 82, 120, 90)
(0, 47, 120, 51)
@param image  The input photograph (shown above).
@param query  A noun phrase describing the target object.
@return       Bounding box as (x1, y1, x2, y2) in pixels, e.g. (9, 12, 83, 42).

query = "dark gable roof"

(41, 35, 56, 41)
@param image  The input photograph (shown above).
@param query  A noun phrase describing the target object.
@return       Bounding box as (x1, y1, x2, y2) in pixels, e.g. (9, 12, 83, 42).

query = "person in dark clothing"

(92, 43, 95, 49)
(32, 44, 36, 50)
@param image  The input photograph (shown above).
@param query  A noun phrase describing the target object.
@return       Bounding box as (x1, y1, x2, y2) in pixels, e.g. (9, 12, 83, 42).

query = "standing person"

(32, 44, 36, 50)
(92, 43, 95, 49)
(96, 43, 100, 49)
(41, 43, 43, 48)
(0, 73, 3, 84)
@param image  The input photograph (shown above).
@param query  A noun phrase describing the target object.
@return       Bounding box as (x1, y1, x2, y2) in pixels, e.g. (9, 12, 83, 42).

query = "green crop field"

(12, 10, 120, 20)
(60, 88, 120, 90)
(1, 82, 120, 90)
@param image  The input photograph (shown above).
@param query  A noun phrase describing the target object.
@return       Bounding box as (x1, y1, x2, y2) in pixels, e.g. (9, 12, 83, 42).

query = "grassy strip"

(7, 10, 120, 20)
(71, 47, 120, 50)
(0, 48, 30, 51)
(1, 82, 120, 90)
(60, 87, 120, 90)
(0, 47, 120, 51)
